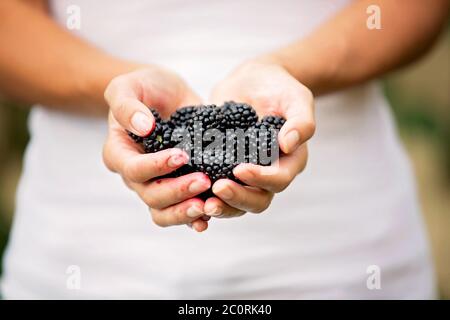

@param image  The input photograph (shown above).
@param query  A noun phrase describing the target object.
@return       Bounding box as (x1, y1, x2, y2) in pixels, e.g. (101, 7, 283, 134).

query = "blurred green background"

(0, 30, 449, 298)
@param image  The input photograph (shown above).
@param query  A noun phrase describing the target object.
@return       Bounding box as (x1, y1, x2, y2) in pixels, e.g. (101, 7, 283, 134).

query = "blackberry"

(192, 104, 226, 131)
(150, 108, 162, 124)
(142, 121, 174, 153)
(126, 103, 286, 200)
(243, 126, 259, 164)
(194, 149, 235, 182)
(255, 115, 286, 164)
(259, 115, 286, 130)
(195, 155, 238, 201)
(169, 126, 192, 152)
(127, 108, 175, 153)
(193, 131, 245, 186)
(170, 106, 197, 128)
(126, 109, 162, 144)
(127, 131, 143, 144)
(222, 101, 258, 128)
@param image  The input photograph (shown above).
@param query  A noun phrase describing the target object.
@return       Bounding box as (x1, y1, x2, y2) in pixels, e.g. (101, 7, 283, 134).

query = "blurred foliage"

(382, 28, 450, 299)
(0, 100, 29, 275)
(0, 29, 448, 298)
(384, 84, 450, 181)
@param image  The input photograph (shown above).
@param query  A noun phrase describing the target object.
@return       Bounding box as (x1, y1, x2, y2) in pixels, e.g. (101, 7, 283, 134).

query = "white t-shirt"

(1, 0, 435, 299)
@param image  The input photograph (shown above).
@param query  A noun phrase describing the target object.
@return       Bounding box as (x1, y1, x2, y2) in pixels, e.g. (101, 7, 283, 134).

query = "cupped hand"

(206, 60, 315, 218)
(103, 67, 211, 232)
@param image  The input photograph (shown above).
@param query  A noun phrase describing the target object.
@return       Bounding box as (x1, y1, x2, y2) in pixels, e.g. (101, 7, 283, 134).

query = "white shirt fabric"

(1, 0, 435, 299)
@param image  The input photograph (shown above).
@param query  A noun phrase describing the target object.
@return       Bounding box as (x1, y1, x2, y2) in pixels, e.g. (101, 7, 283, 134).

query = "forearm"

(0, 0, 138, 115)
(263, 0, 449, 96)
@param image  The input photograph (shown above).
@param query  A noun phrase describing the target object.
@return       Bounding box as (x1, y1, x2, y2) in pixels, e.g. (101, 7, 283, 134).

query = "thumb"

(278, 95, 315, 154)
(104, 80, 155, 136)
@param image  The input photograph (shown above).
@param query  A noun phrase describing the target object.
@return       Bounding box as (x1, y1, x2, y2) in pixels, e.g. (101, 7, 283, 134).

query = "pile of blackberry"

(128, 101, 286, 199)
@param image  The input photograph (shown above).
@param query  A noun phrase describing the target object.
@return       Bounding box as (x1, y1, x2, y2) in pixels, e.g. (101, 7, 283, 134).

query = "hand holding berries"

(104, 67, 211, 232)
(207, 59, 315, 218)
(127, 102, 287, 201)
(103, 61, 315, 230)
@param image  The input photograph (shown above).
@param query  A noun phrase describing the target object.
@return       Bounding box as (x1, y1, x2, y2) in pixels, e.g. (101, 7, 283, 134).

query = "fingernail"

(131, 112, 153, 136)
(206, 207, 222, 217)
(284, 130, 300, 152)
(187, 205, 203, 218)
(216, 186, 233, 200)
(233, 165, 254, 180)
(168, 154, 188, 168)
(189, 181, 208, 194)
(193, 225, 203, 233)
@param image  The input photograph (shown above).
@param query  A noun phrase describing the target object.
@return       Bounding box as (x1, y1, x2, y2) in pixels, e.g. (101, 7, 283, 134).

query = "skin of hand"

(205, 60, 315, 218)
(103, 67, 213, 232)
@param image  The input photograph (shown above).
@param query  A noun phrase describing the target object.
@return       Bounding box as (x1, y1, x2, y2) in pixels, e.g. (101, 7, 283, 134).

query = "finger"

(103, 120, 145, 173)
(204, 197, 246, 218)
(122, 148, 190, 183)
(190, 219, 209, 232)
(104, 77, 155, 136)
(104, 131, 190, 182)
(278, 88, 315, 154)
(151, 198, 205, 227)
(133, 172, 211, 209)
(233, 144, 308, 193)
(212, 179, 273, 213)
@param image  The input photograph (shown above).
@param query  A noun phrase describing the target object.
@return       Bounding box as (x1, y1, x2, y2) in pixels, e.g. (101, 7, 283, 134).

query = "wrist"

(250, 51, 295, 76)
(253, 38, 345, 96)
(233, 56, 290, 81)
(244, 54, 288, 73)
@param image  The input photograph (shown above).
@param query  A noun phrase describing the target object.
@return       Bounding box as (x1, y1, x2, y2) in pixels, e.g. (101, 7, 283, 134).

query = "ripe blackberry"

(222, 101, 258, 128)
(194, 150, 235, 183)
(259, 115, 286, 130)
(126, 103, 286, 200)
(169, 126, 192, 152)
(127, 108, 163, 142)
(127, 131, 143, 144)
(192, 104, 226, 131)
(127, 108, 176, 153)
(255, 115, 286, 164)
(243, 126, 259, 164)
(142, 121, 174, 153)
(170, 106, 197, 128)
(150, 108, 162, 123)
(195, 157, 238, 201)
